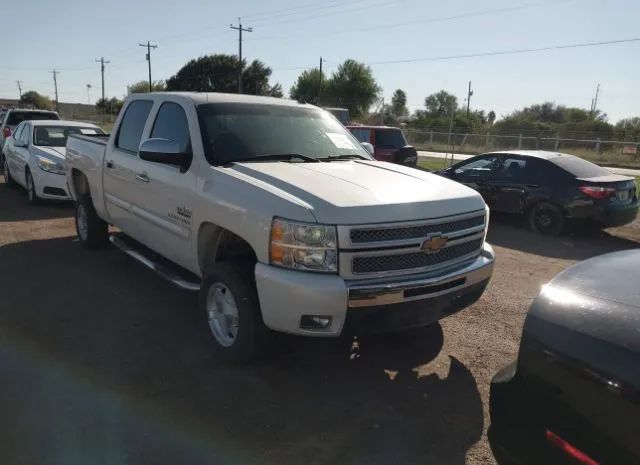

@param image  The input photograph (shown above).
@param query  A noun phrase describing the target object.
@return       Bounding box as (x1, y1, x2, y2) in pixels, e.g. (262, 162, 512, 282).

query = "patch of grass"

(418, 157, 454, 172)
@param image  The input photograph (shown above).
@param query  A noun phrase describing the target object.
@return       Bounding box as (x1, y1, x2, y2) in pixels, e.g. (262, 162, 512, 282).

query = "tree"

(615, 117, 640, 141)
(391, 89, 408, 117)
(290, 68, 326, 104)
(166, 54, 282, 96)
(325, 59, 381, 118)
(96, 97, 123, 116)
(425, 90, 458, 116)
(20, 91, 54, 110)
(487, 110, 496, 126)
(127, 80, 166, 94)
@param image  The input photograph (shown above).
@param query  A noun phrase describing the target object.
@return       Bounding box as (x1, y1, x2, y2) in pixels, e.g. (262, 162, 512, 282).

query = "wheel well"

(71, 169, 90, 197)
(197, 223, 257, 274)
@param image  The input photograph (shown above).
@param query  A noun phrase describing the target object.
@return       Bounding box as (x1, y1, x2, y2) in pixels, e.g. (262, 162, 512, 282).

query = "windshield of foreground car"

(33, 126, 104, 147)
(197, 103, 373, 165)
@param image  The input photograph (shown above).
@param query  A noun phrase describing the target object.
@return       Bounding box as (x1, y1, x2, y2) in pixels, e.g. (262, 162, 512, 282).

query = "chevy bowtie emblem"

(422, 234, 448, 252)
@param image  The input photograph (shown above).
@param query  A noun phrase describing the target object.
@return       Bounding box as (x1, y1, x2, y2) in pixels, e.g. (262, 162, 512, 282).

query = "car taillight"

(2, 127, 11, 138)
(579, 186, 616, 199)
(546, 430, 600, 465)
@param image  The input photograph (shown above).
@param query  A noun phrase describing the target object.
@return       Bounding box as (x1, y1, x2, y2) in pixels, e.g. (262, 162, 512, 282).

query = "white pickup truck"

(66, 92, 495, 360)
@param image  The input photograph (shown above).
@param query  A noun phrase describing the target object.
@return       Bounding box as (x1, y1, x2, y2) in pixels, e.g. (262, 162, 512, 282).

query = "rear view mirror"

(361, 142, 374, 155)
(139, 138, 190, 169)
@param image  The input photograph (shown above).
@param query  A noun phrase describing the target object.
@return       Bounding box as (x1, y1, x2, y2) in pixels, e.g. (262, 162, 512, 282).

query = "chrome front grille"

(350, 215, 485, 243)
(352, 239, 483, 274)
(338, 210, 487, 278)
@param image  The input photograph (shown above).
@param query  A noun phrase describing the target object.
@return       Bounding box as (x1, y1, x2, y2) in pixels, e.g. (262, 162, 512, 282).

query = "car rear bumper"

(595, 201, 639, 227)
(255, 242, 494, 336)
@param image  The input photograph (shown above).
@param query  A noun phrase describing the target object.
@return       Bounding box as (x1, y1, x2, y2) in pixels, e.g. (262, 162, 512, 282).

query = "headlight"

(36, 156, 65, 175)
(270, 218, 337, 273)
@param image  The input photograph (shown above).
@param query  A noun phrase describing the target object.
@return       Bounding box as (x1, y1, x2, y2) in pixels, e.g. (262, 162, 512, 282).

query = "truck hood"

(226, 160, 486, 223)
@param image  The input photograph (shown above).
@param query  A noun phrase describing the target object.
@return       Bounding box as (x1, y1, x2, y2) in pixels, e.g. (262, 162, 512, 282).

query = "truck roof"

(130, 91, 316, 108)
(346, 124, 402, 130)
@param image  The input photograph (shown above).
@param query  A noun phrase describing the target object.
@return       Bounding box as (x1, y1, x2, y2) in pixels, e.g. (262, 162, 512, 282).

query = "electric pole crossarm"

(230, 18, 252, 93)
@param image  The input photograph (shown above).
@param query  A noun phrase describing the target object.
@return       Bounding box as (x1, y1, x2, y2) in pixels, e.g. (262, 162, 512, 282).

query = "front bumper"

(32, 168, 71, 200)
(255, 242, 494, 336)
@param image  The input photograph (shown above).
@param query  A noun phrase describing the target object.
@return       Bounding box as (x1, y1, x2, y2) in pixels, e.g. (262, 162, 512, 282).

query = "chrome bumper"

(347, 242, 495, 308)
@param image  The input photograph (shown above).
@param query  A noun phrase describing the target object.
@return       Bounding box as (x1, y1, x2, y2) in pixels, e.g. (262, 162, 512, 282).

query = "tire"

(75, 194, 109, 249)
(25, 169, 39, 204)
(3, 156, 17, 188)
(199, 262, 270, 362)
(528, 202, 565, 235)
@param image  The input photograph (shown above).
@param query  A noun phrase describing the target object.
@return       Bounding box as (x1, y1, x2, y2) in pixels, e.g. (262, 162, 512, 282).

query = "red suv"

(347, 125, 418, 167)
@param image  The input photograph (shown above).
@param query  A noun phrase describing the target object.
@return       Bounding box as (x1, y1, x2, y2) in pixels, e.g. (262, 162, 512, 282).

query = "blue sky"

(2, 0, 638, 122)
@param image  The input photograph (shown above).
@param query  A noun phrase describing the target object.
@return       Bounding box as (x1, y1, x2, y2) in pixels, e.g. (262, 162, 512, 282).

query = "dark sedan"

(439, 150, 638, 234)
(489, 250, 640, 465)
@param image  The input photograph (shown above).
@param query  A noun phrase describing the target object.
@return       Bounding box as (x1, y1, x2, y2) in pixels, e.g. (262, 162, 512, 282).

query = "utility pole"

(230, 18, 252, 94)
(466, 81, 473, 119)
(86, 84, 92, 104)
(318, 56, 323, 105)
(95, 57, 110, 103)
(139, 41, 158, 92)
(16, 80, 22, 99)
(590, 83, 600, 117)
(51, 70, 59, 112)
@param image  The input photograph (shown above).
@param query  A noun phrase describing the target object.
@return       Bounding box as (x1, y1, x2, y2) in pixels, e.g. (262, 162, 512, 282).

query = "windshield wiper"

(222, 153, 319, 165)
(318, 154, 369, 161)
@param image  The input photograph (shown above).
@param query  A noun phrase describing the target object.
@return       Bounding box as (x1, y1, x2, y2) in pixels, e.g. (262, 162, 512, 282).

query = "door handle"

(135, 173, 150, 183)
(106, 160, 114, 169)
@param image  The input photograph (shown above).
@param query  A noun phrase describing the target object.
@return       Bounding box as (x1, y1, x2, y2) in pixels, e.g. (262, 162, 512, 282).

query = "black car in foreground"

(439, 151, 638, 234)
(489, 250, 640, 465)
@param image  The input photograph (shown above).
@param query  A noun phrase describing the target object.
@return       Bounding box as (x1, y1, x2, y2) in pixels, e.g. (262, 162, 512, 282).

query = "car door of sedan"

(10, 122, 31, 188)
(447, 155, 500, 208)
(488, 155, 531, 214)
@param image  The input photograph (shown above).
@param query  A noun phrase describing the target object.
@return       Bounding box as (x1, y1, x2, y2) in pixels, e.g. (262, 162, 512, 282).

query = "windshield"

(7, 111, 59, 126)
(550, 154, 610, 178)
(197, 103, 372, 165)
(33, 126, 104, 147)
(375, 129, 407, 149)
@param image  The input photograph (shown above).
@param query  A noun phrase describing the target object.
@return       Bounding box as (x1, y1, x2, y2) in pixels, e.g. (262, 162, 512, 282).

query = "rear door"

(128, 100, 198, 269)
(12, 122, 32, 187)
(103, 99, 153, 239)
(4, 123, 24, 179)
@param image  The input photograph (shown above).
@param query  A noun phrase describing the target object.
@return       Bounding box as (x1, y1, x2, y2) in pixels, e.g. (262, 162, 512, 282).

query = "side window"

(350, 128, 371, 143)
(453, 156, 499, 178)
(20, 124, 30, 145)
(494, 157, 527, 181)
(150, 102, 191, 153)
(12, 123, 24, 143)
(115, 100, 153, 153)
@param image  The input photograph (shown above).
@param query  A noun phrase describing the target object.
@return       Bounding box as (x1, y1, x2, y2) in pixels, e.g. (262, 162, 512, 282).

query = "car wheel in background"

(75, 194, 109, 249)
(25, 170, 39, 204)
(528, 202, 565, 235)
(3, 157, 17, 188)
(199, 261, 270, 362)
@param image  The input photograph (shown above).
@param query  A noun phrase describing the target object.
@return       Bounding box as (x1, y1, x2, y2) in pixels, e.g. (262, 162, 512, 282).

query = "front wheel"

(75, 195, 109, 249)
(199, 262, 270, 361)
(25, 170, 39, 204)
(528, 202, 565, 235)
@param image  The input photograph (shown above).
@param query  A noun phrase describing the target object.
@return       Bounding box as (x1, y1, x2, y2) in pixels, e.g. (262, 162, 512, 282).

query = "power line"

(365, 37, 640, 66)
(230, 18, 252, 93)
(242, 0, 348, 20)
(139, 41, 158, 92)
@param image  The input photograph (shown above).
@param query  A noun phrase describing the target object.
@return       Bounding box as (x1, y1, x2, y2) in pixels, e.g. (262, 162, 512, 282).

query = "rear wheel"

(199, 262, 270, 361)
(75, 194, 109, 249)
(528, 202, 565, 235)
(3, 157, 16, 188)
(25, 169, 39, 204)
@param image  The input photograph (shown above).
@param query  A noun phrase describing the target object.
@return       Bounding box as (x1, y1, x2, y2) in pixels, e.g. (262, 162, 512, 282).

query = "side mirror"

(139, 138, 190, 169)
(361, 142, 374, 155)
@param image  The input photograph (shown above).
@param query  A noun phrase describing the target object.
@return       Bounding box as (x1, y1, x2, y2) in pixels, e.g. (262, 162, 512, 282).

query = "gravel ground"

(0, 178, 638, 465)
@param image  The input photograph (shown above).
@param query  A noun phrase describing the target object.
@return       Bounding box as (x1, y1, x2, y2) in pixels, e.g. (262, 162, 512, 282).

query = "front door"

(103, 99, 154, 239)
(490, 156, 529, 214)
(450, 155, 500, 209)
(128, 100, 197, 270)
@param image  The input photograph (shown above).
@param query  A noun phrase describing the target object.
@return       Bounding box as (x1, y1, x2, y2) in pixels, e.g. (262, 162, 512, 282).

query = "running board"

(109, 234, 201, 291)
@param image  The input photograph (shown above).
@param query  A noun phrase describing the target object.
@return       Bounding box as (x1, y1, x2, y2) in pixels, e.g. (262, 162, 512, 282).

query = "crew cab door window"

(116, 100, 153, 153)
(150, 102, 192, 154)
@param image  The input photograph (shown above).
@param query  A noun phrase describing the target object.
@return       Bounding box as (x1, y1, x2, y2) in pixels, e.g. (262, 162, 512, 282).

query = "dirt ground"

(1, 178, 638, 465)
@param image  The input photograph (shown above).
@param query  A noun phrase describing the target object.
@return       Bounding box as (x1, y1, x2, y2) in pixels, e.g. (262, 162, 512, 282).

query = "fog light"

(300, 315, 332, 329)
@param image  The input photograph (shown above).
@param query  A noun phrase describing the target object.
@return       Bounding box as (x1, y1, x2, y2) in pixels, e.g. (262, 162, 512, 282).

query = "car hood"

(32, 146, 66, 161)
(225, 160, 486, 224)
